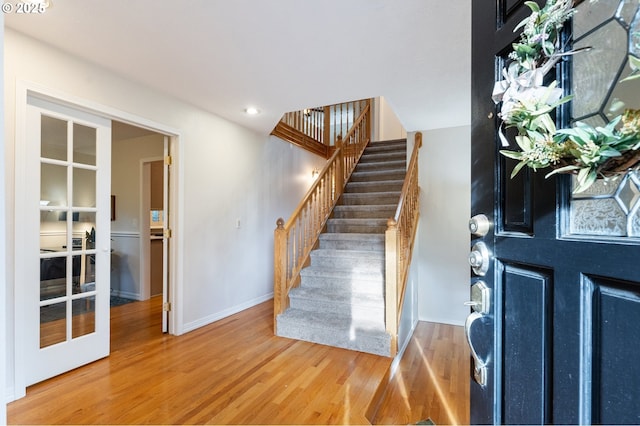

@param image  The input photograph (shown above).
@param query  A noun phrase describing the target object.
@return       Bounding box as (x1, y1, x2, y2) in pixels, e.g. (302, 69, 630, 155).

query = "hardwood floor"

(8, 297, 469, 425)
(371, 323, 470, 425)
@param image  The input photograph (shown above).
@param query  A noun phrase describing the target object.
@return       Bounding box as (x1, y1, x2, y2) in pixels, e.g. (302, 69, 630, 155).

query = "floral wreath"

(492, 0, 640, 193)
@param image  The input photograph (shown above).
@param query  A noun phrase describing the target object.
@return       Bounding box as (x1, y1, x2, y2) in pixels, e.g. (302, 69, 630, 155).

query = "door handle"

(465, 311, 488, 386)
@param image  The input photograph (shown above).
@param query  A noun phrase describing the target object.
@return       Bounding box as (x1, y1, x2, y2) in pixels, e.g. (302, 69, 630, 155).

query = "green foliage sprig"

(494, 0, 640, 193)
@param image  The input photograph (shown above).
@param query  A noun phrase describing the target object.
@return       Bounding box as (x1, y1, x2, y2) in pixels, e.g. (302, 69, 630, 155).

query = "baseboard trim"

(111, 289, 141, 300)
(421, 316, 464, 327)
(182, 293, 274, 334)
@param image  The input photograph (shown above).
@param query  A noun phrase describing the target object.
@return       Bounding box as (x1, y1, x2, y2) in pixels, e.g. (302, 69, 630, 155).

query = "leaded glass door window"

(569, 0, 640, 237)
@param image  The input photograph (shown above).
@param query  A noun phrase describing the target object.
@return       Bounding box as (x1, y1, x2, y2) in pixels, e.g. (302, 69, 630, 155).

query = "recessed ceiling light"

(244, 107, 260, 116)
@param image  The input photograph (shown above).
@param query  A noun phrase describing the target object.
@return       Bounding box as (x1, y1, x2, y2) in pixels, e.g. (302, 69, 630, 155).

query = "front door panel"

(471, 0, 640, 423)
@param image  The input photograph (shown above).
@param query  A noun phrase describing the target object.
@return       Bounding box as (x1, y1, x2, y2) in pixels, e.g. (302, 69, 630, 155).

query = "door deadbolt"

(469, 214, 491, 237)
(469, 242, 490, 276)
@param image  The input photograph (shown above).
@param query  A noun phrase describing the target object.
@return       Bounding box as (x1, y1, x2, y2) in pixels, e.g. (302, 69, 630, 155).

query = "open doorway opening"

(110, 121, 168, 331)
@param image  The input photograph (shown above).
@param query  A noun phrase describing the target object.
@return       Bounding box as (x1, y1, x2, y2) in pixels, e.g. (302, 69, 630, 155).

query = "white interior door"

(19, 95, 111, 386)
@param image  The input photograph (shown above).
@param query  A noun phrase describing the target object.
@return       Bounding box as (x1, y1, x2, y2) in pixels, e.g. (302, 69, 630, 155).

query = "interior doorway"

(111, 121, 169, 331)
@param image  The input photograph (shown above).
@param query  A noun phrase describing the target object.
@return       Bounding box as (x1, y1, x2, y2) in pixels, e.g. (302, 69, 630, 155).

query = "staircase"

(276, 139, 407, 356)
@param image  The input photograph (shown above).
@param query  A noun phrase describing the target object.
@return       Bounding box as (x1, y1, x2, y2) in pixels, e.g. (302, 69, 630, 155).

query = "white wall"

(4, 29, 326, 399)
(111, 134, 164, 299)
(1, 13, 7, 423)
(374, 96, 407, 142)
(416, 126, 471, 326)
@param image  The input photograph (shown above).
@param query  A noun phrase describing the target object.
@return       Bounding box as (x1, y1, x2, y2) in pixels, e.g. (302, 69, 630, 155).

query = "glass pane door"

(39, 115, 99, 347)
(22, 95, 111, 386)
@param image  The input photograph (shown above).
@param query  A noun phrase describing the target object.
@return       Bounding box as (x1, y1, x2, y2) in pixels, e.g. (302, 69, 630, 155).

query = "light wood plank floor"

(8, 297, 469, 425)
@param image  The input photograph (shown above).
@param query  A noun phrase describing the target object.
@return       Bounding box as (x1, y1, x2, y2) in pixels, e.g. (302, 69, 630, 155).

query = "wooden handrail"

(274, 102, 371, 331)
(272, 99, 371, 158)
(385, 132, 422, 356)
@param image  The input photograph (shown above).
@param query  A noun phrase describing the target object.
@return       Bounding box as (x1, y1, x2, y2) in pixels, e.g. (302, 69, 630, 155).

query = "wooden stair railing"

(271, 99, 371, 158)
(273, 102, 372, 331)
(385, 132, 422, 356)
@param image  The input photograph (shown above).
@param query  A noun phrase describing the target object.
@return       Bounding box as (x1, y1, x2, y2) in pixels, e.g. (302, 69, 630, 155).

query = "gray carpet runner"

(276, 139, 407, 357)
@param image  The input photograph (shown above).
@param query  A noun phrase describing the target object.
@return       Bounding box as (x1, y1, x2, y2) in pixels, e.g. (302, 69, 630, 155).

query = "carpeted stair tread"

(359, 151, 406, 163)
(345, 180, 405, 193)
(349, 169, 407, 182)
(276, 138, 406, 357)
(326, 218, 388, 234)
(364, 142, 407, 154)
(276, 308, 391, 356)
(319, 232, 385, 242)
(355, 159, 406, 170)
(299, 264, 384, 282)
(340, 191, 402, 206)
(289, 286, 384, 307)
(332, 205, 397, 219)
(310, 248, 385, 260)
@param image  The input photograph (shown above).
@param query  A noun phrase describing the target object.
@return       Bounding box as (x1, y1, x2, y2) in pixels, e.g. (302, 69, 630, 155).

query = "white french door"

(18, 95, 111, 386)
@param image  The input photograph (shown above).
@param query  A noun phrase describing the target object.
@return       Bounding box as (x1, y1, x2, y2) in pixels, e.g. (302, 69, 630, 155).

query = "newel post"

(273, 218, 288, 333)
(323, 105, 331, 147)
(385, 218, 399, 356)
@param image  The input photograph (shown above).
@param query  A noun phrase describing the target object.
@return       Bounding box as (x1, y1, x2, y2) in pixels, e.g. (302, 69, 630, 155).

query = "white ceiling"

(5, 0, 471, 135)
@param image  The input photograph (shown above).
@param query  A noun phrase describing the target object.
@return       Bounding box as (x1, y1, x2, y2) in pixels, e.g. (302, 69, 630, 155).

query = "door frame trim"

(13, 80, 184, 399)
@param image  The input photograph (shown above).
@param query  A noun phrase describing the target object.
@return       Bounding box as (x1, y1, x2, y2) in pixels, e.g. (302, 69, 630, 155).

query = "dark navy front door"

(470, 0, 640, 423)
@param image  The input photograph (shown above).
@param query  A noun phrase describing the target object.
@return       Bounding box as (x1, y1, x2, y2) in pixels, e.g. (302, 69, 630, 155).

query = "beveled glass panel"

(574, 0, 618, 39)
(41, 115, 67, 161)
(573, 174, 622, 197)
(41, 163, 67, 207)
(617, 0, 640, 25)
(568, 1, 640, 239)
(605, 59, 640, 120)
(72, 168, 96, 207)
(614, 174, 640, 214)
(40, 302, 67, 348)
(40, 256, 67, 301)
(572, 20, 628, 118)
(72, 297, 95, 339)
(573, 115, 607, 129)
(73, 123, 96, 166)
